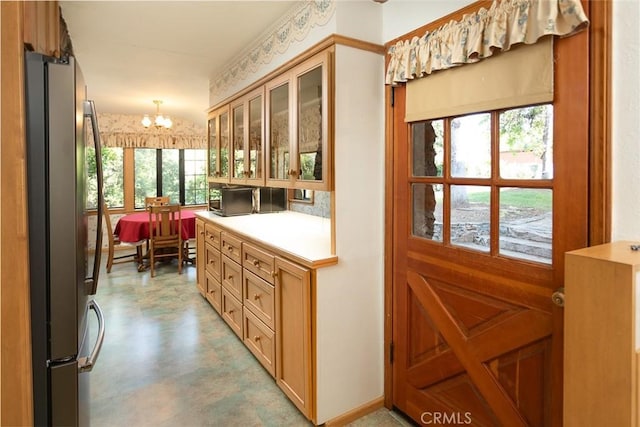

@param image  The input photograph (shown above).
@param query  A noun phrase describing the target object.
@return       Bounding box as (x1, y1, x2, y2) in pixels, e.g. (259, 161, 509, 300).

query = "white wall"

(612, 0, 640, 241)
(314, 44, 385, 423)
(382, 0, 471, 42)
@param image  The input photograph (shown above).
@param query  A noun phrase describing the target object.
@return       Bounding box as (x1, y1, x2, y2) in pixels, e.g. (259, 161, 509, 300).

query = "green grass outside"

(467, 188, 552, 210)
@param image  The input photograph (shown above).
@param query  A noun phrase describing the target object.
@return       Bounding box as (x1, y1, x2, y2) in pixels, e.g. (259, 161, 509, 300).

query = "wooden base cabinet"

(274, 257, 312, 418)
(565, 242, 640, 427)
(195, 218, 316, 421)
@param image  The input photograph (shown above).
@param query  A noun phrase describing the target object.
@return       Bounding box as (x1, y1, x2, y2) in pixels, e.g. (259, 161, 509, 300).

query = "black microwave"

(209, 187, 254, 216)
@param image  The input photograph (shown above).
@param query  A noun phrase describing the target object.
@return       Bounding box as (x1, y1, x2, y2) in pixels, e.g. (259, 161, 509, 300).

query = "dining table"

(114, 209, 199, 269)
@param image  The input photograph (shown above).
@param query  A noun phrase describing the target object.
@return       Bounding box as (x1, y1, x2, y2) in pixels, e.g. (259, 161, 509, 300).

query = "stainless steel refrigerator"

(25, 51, 105, 427)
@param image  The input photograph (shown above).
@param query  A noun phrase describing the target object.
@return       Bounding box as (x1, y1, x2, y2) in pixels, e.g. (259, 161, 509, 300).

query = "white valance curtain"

(90, 113, 207, 149)
(385, 0, 589, 85)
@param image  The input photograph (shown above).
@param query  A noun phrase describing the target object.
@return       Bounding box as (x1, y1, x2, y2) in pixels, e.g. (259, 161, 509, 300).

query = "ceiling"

(60, 1, 302, 126)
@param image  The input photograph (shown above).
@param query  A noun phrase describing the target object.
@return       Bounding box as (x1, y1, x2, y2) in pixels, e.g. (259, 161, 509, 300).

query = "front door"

(390, 17, 589, 427)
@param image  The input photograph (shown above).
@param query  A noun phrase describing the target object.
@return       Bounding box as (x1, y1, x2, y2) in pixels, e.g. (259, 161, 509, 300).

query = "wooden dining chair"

(103, 202, 144, 273)
(148, 204, 183, 277)
(144, 196, 170, 208)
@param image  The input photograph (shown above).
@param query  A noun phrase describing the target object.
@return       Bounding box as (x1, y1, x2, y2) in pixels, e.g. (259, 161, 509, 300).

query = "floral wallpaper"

(210, 0, 336, 96)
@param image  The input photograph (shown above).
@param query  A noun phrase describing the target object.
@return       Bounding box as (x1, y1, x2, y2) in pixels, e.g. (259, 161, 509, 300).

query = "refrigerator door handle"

(78, 300, 105, 373)
(84, 99, 104, 295)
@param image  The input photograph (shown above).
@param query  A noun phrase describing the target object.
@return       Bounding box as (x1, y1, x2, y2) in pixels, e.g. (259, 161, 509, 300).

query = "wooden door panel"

(402, 271, 549, 425)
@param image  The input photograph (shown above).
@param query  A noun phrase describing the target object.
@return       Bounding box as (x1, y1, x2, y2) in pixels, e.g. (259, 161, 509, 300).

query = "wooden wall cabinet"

(565, 242, 640, 427)
(265, 50, 332, 191)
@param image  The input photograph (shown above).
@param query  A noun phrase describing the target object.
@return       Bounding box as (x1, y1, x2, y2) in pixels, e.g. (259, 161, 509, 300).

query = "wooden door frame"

(382, 0, 612, 410)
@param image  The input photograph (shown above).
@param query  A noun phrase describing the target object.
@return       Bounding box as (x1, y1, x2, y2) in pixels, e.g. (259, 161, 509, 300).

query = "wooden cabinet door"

(274, 257, 313, 419)
(230, 87, 264, 185)
(390, 19, 589, 426)
(195, 219, 205, 296)
(207, 105, 230, 182)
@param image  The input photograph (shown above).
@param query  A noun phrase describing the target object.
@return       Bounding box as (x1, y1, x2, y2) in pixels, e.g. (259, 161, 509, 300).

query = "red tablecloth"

(114, 210, 198, 243)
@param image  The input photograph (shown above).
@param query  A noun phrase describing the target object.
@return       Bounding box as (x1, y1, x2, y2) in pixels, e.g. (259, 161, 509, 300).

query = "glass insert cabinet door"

(267, 74, 290, 183)
(266, 49, 331, 190)
(230, 87, 263, 184)
(207, 105, 230, 182)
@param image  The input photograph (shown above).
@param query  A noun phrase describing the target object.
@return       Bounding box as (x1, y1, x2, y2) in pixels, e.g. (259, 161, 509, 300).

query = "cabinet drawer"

(221, 287, 243, 339)
(243, 269, 275, 330)
(205, 271, 222, 315)
(205, 245, 221, 283)
(243, 242, 275, 285)
(221, 256, 242, 301)
(221, 232, 242, 264)
(205, 223, 221, 250)
(243, 308, 275, 377)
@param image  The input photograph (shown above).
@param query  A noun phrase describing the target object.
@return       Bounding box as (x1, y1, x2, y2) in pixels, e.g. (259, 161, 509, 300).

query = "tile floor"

(89, 256, 412, 426)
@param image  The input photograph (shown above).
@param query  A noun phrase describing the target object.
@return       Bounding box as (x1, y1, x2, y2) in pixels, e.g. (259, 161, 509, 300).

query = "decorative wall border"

(209, 0, 336, 95)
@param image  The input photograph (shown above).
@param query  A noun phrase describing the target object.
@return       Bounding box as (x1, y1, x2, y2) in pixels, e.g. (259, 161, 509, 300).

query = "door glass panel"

(298, 66, 323, 181)
(134, 148, 157, 209)
(161, 149, 179, 203)
(412, 183, 443, 241)
(499, 105, 554, 179)
(413, 120, 444, 177)
(270, 83, 289, 180)
(450, 185, 490, 252)
(249, 96, 262, 179)
(208, 117, 217, 177)
(232, 105, 244, 179)
(219, 111, 229, 179)
(450, 113, 491, 178)
(499, 187, 552, 264)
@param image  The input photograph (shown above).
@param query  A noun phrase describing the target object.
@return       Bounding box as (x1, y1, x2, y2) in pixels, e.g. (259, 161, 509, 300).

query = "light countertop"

(195, 210, 337, 268)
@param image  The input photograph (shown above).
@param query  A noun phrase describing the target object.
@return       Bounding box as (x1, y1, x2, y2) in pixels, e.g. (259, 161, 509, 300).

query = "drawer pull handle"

(228, 309, 234, 314)
(200, 231, 205, 235)
(254, 336, 261, 342)
(227, 246, 233, 252)
(253, 260, 260, 267)
(253, 293, 261, 300)
(270, 271, 276, 278)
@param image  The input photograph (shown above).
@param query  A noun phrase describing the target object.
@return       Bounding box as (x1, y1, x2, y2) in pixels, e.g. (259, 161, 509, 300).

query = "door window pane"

(499, 188, 552, 263)
(134, 148, 157, 209)
(184, 149, 207, 205)
(450, 185, 490, 252)
(450, 113, 491, 178)
(499, 105, 554, 179)
(412, 120, 443, 177)
(412, 183, 443, 241)
(161, 149, 179, 204)
(86, 146, 124, 209)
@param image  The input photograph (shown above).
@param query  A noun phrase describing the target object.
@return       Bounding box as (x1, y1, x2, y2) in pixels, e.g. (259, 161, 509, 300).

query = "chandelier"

(141, 100, 172, 129)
